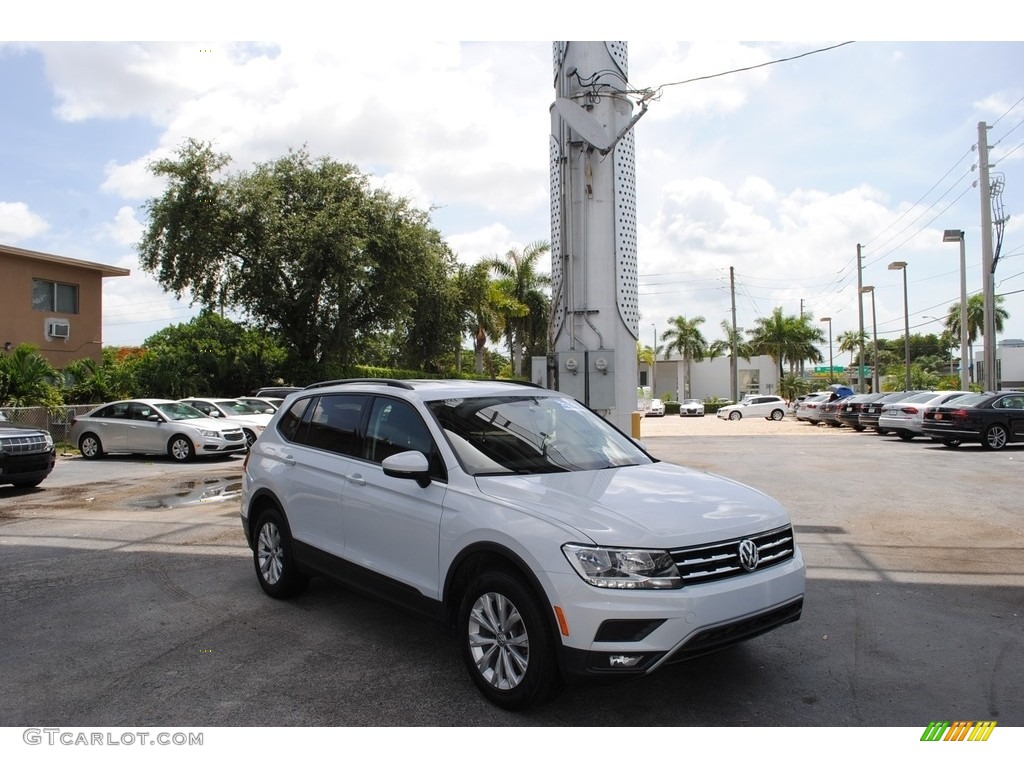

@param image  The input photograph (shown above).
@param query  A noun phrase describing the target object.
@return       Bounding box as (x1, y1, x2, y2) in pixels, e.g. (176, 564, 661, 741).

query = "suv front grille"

(0, 434, 50, 454)
(669, 525, 795, 586)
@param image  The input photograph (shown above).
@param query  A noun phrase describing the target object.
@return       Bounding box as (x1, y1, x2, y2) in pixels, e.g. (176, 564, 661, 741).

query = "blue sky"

(4, 6, 1024, 362)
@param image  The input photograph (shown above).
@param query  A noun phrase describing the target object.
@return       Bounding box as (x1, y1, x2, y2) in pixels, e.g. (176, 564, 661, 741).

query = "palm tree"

(944, 294, 1009, 382)
(488, 241, 551, 378)
(0, 343, 60, 407)
(457, 262, 508, 375)
(708, 319, 753, 362)
(747, 308, 824, 379)
(661, 315, 707, 399)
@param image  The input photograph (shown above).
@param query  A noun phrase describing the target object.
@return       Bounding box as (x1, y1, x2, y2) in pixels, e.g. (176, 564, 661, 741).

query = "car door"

(340, 396, 448, 600)
(997, 394, 1024, 439)
(126, 402, 170, 454)
(89, 402, 131, 452)
(274, 393, 368, 559)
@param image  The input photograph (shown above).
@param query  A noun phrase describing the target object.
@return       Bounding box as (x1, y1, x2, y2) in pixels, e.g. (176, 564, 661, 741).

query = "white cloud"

(0, 202, 49, 241)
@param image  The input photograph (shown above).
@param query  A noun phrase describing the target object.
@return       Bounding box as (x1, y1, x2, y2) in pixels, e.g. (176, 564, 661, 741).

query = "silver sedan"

(70, 399, 248, 462)
(877, 390, 973, 440)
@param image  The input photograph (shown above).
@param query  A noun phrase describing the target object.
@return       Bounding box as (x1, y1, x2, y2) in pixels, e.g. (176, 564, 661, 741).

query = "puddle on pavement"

(131, 476, 243, 509)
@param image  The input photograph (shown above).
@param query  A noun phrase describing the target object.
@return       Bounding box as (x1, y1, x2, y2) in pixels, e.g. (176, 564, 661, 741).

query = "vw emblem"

(738, 539, 760, 572)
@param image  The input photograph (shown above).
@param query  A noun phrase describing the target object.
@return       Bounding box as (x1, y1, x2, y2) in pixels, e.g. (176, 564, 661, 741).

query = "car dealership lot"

(1, 430, 1021, 727)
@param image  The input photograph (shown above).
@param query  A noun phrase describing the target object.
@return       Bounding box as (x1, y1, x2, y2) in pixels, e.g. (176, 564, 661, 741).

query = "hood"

(176, 417, 244, 433)
(475, 462, 790, 548)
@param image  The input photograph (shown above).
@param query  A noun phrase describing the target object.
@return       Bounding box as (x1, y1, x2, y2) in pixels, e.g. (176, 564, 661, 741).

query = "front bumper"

(551, 548, 806, 682)
(0, 448, 56, 486)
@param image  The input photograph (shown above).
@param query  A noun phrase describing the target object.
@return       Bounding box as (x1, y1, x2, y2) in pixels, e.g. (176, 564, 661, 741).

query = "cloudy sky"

(4, 7, 1024, 367)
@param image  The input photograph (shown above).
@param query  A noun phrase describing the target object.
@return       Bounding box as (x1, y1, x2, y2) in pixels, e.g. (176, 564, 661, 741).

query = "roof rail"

(303, 378, 415, 391)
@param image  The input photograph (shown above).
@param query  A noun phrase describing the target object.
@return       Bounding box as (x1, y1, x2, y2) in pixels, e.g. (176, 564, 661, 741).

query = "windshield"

(427, 395, 652, 476)
(156, 402, 209, 421)
(217, 400, 262, 415)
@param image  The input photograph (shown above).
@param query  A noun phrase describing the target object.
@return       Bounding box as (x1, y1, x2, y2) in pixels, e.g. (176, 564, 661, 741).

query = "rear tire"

(458, 570, 561, 711)
(252, 507, 309, 599)
(769, 409, 784, 421)
(78, 433, 104, 460)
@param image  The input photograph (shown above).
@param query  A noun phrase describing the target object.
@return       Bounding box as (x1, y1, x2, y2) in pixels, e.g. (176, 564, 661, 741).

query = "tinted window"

(276, 397, 314, 442)
(365, 398, 434, 464)
(303, 394, 367, 457)
(96, 403, 129, 419)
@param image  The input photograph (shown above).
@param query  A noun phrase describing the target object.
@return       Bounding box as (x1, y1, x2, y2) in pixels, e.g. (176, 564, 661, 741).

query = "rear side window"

(276, 397, 313, 442)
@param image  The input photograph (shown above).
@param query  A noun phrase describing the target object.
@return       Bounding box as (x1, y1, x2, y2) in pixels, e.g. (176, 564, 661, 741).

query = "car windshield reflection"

(428, 395, 652, 476)
(156, 402, 210, 421)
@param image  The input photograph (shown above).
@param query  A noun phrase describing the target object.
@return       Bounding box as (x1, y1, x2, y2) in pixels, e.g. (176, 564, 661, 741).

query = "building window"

(32, 279, 79, 314)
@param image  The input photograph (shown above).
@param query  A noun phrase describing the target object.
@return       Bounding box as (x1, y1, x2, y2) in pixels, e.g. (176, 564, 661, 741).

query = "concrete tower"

(548, 41, 641, 433)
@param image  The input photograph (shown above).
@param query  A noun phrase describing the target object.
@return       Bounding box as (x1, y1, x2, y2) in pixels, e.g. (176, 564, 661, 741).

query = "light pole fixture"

(650, 323, 657, 398)
(820, 316, 833, 383)
(888, 261, 910, 391)
(861, 286, 879, 393)
(942, 229, 970, 389)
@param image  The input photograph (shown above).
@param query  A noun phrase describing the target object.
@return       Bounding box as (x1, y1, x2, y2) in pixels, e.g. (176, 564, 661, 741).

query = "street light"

(650, 323, 657, 398)
(888, 261, 910, 391)
(820, 316, 833, 383)
(942, 229, 970, 390)
(861, 286, 879, 393)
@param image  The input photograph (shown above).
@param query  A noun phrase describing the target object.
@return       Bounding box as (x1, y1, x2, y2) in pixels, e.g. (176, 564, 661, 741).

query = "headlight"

(199, 429, 219, 438)
(562, 544, 681, 589)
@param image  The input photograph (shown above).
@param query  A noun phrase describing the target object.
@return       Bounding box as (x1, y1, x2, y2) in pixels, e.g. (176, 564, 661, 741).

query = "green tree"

(944, 293, 1009, 382)
(487, 241, 551, 378)
(134, 312, 288, 398)
(748, 308, 824, 379)
(137, 140, 456, 380)
(709, 319, 753, 362)
(661, 315, 707, 399)
(0, 344, 62, 408)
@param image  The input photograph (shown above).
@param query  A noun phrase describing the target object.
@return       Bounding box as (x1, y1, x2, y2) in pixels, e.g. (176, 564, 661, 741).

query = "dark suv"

(0, 413, 56, 488)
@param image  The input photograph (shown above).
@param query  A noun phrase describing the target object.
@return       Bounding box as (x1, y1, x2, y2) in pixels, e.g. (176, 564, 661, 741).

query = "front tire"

(243, 428, 257, 450)
(78, 433, 104, 460)
(168, 435, 194, 462)
(983, 424, 1008, 451)
(728, 411, 741, 421)
(459, 570, 560, 711)
(252, 507, 309, 599)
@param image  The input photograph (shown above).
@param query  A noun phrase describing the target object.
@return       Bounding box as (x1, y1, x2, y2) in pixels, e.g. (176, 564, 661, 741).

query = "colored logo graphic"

(920, 721, 997, 742)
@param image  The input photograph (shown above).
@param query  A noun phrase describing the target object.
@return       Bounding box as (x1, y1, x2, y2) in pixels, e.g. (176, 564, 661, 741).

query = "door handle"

(346, 474, 366, 486)
(281, 454, 295, 466)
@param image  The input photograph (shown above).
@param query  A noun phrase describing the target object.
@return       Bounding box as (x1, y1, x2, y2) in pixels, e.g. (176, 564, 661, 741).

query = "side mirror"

(382, 450, 432, 488)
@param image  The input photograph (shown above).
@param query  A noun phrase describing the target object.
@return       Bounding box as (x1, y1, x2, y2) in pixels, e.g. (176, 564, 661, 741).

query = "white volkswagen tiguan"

(240, 379, 805, 710)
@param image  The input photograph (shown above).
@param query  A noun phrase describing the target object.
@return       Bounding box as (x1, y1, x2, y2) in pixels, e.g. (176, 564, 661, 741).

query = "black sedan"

(837, 392, 884, 431)
(920, 391, 1024, 450)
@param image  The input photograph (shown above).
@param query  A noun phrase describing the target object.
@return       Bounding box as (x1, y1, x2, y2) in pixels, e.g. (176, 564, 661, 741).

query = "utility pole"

(978, 122, 998, 390)
(857, 243, 866, 393)
(730, 266, 738, 402)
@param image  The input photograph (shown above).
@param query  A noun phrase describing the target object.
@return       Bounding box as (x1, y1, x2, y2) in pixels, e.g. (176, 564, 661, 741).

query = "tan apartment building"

(1, 243, 130, 369)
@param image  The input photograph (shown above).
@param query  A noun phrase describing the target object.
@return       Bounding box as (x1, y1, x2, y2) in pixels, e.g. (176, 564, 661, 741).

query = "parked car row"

(796, 387, 1024, 451)
(69, 394, 290, 463)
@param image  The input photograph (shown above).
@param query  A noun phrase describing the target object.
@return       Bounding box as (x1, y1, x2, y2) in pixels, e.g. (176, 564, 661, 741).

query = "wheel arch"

(243, 488, 290, 550)
(443, 542, 559, 641)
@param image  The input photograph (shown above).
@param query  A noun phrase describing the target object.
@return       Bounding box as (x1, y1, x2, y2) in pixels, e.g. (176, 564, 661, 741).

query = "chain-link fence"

(0, 405, 99, 444)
